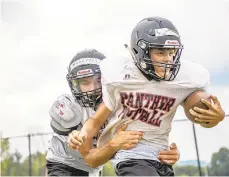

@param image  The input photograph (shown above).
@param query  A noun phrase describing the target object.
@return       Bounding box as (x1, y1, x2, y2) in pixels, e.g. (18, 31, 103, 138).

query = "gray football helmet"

(66, 49, 106, 108)
(130, 17, 184, 81)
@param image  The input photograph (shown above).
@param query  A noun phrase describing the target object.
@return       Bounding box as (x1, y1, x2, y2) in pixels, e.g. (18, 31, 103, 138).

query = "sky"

(0, 0, 229, 163)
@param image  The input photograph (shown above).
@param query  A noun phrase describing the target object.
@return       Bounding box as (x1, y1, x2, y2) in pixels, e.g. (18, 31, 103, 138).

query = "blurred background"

(1, 0, 229, 176)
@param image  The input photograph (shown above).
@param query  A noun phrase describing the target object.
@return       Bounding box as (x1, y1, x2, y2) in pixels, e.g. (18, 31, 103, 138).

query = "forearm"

(82, 141, 119, 168)
(80, 118, 103, 139)
(81, 102, 111, 139)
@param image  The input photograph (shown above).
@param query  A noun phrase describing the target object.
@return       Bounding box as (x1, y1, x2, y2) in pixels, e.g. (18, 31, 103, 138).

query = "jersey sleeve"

(101, 78, 116, 111)
(100, 56, 132, 111)
(176, 60, 211, 90)
(191, 60, 210, 90)
(100, 59, 119, 112)
(200, 69, 210, 91)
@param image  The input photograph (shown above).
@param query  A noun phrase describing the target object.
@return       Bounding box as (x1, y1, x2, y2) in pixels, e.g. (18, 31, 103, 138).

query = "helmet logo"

(77, 69, 93, 76)
(165, 40, 179, 45)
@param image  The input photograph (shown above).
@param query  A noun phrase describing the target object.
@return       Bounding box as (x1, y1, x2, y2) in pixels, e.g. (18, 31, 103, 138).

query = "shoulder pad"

(49, 94, 82, 128)
(50, 118, 82, 136)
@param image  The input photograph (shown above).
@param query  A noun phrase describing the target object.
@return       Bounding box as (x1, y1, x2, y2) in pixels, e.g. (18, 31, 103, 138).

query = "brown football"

(183, 90, 211, 123)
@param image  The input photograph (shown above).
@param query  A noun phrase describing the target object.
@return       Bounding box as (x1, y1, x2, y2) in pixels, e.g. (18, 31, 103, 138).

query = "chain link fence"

(1, 114, 228, 176)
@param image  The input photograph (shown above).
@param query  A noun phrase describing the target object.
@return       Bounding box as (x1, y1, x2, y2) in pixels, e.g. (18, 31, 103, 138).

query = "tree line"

(1, 139, 229, 176)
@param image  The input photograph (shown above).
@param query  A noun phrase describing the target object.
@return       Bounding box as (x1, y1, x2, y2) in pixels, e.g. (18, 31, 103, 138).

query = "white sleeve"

(178, 60, 211, 90)
(100, 59, 117, 112)
(199, 67, 210, 91)
(101, 77, 116, 112)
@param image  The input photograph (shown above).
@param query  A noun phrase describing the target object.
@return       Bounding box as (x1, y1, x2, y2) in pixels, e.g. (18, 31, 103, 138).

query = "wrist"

(107, 139, 120, 151)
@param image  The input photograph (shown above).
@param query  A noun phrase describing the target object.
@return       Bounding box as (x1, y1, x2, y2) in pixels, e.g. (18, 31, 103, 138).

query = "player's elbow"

(87, 162, 99, 168)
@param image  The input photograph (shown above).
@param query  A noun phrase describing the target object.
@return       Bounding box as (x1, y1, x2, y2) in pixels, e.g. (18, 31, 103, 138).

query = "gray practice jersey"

(97, 51, 210, 168)
(46, 94, 103, 174)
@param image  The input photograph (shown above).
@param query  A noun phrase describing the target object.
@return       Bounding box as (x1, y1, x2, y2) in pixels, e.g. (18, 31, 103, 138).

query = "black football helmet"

(130, 17, 184, 81)
(66, 49, 106, 108)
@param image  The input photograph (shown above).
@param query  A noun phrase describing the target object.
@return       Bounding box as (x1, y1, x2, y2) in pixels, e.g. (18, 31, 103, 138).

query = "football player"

(68, 17, 225, 176)
(46, 49, 143, 176)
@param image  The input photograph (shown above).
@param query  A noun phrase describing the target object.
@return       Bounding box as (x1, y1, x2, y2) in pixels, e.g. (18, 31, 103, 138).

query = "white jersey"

(98, 53, 210, 167)
(46, 94, 105, 173)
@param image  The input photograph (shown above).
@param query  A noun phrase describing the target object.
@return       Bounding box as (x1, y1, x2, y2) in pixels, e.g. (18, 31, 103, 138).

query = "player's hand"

(68, 130, 87, 150)
(157, 143, 180, 165)
(108, 124, 144, 150)
(189, 95, 225, 126)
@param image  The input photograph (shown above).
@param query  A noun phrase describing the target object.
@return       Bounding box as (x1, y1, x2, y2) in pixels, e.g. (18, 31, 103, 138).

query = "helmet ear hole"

(133, 48, 138, 54)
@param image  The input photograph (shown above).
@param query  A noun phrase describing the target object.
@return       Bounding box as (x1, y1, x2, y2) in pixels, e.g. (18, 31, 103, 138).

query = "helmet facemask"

(67, 71, 102, 108)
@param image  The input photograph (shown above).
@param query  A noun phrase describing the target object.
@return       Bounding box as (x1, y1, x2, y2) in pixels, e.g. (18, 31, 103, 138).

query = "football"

(183, 90, 211, 123)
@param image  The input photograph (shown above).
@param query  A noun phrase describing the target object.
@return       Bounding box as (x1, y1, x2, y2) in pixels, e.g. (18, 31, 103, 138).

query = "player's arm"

(77, 102, 111, 143)
(69, 125, 143, 168)
(69, 132, 118, 168)
(183, 66, 225, 128)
